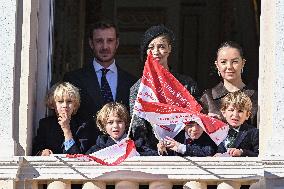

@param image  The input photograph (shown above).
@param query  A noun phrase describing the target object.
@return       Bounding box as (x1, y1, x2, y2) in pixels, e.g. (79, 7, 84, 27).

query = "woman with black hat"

(129, 25, 200, 155)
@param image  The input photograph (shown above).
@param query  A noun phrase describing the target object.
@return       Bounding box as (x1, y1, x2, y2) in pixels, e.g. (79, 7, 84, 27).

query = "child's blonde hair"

(221, 91, 252, 114)
(45, 82, 80, 115)
(96, 102, 130, 134)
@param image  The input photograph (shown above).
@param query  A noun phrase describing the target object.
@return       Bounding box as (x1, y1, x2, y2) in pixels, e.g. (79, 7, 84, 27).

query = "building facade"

(1, 0, 284, 188)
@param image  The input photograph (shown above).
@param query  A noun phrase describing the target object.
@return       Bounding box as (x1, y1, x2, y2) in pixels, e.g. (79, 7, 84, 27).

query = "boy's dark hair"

(140, 25, 175, 63)
(89, 19, 119, 39)
(216, 41, 244, 59)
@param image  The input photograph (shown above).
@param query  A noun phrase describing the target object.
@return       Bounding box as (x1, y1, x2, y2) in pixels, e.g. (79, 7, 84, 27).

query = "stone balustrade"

(1, 156, 283, 189)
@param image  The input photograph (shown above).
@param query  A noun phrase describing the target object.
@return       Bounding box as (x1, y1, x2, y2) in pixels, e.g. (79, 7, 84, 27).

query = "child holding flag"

(157, 122, 217, 156)
(214, 91, 259, 157)
(86, 102, 155, 155)
(86, 102, 129, 153)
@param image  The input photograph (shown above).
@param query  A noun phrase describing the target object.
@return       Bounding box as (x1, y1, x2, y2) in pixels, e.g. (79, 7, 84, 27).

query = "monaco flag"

(66, 139, 139, 166)
(132, 53, 229, 145)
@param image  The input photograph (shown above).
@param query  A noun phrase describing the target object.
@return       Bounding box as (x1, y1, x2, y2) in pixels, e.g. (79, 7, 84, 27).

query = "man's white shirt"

(93, 58, 118, 100)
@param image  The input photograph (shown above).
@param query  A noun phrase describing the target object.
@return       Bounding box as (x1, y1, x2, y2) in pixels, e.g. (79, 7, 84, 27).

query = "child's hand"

(40, 149, 53, 156)
(164, 136, 180, 152)
(58, 110, 71, 131)
(58, 110, 73, 140)
(227, 148, 243, 157)
(157, 141, 167, 155)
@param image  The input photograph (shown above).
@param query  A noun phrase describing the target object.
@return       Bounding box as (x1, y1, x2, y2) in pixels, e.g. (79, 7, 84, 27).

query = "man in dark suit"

(63, 20, 137, 123)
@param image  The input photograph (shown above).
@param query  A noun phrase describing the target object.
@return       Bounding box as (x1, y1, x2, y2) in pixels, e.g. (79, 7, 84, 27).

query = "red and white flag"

(66, 139, 139, 166)
(133, 53, 228, 145)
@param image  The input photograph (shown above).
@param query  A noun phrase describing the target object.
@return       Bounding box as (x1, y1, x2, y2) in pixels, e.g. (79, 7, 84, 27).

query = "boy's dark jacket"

(133, 131, 217, 157)
(217, 123, 259, 157)
(32, 115, 98, 155)
(86, 135, 116, 154)
(165, 132, 217, 157)
(180, 132, 217, 156)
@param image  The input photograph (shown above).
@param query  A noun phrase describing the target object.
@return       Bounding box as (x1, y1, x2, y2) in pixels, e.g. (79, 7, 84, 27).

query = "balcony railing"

(1, 156, 283, 189)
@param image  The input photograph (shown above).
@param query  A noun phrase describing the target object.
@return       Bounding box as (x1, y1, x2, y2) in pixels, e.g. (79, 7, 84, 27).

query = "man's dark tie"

(100, 68, 114, 103)
(226, 128, 238, 148)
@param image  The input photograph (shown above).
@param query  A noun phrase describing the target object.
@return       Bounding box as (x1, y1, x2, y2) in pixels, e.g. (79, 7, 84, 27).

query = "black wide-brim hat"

(140, 25, 175, 63)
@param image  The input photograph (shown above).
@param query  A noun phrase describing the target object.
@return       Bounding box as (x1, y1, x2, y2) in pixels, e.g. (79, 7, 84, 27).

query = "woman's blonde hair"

(221, 91, 252, 115)
(45, 82, 80, 115)
(96, 102, 130, 134)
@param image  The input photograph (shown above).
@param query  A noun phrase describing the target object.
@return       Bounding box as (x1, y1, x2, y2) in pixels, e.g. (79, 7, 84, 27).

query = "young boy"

(214, 91, 259, 157)
(32, 82, 97, 156)
(157, 121, 217, 156)
(86, 102, 157, 155)
(86, 102, 130, 154)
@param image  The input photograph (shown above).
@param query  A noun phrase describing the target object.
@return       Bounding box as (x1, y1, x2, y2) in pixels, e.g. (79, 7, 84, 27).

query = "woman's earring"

(241, 68, 243, 73)
(218, 70, 221, 76)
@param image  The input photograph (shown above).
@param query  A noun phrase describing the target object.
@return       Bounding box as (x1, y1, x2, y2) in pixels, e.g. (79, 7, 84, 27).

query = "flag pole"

(127, 113, 135, 139)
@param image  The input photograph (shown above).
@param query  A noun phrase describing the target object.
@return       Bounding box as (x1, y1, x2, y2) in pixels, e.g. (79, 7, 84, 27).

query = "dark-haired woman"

(129, 25, 200, 155)
(200, 41, 258, 126)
